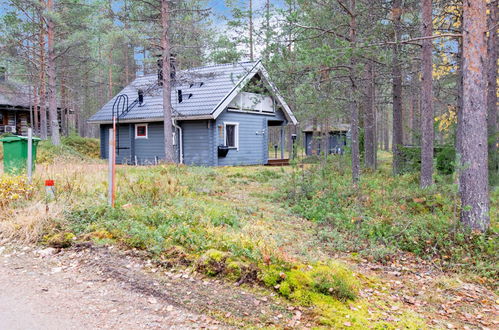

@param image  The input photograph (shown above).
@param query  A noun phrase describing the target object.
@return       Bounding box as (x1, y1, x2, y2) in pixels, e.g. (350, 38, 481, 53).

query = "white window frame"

(135, 123, 148, 139)
(224, 122, 239, 150)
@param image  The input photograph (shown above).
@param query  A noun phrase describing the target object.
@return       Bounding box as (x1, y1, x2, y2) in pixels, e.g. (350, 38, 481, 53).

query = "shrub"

(436, 146, 455, 175)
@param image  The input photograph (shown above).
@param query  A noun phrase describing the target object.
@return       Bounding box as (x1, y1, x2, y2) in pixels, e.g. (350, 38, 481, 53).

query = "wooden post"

(280, 126, 285, 159)
(27, 128, 33, 184)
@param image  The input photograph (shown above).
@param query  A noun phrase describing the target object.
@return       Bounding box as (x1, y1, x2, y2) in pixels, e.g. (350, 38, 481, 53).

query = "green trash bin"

(0, 136, 41, 175)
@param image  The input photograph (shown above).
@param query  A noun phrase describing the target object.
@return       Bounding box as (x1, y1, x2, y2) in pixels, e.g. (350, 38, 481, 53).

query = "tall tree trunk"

(33, 86, 39, 136)
(38, 7, 48, 140)
(265, 0, 270, 61)
(456, 11, 464, 162)
(249, 0, 254, 61)
(487, 0, 498, 177)
(124, 0, 130, 85)
(161, 0, 175, 163)
(108, 51, 113, 99)
(411, 79, 420, 145)
(364, 60, 376, 169)
(47, 0, 60, 145)
(384, 108, 390, 151)
(420, 0, 434, 188)
(349, 0, 360, 183)
(392, 0, 404, 175)
(459, 0, 490, 231)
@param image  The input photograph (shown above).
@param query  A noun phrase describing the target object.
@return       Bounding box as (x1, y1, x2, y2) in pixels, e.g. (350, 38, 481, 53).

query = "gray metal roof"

(88, 61, 259, 123)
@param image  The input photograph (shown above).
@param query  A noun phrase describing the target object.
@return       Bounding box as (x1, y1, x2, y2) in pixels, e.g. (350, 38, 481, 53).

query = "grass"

(2, 144, 497, 327)
(280, 151, 498, 282)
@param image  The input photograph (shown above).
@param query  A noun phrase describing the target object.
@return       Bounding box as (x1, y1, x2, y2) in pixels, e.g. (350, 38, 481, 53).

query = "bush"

(280, 158, 498, 280)
(61, 135, 100, 158)
(436, 146, 455, 175)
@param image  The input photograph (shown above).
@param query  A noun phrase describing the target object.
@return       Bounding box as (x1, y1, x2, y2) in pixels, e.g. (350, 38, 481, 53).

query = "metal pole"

(27, 128, 33, 183)
(108, 123, 117, 208)
(108, 128, 114, 206)
(280, 126, 285, 160)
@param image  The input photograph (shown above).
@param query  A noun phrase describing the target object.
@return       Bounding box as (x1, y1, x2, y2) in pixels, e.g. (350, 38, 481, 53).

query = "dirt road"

(0, 243, 299, 330)
(0, 245, 223, 329)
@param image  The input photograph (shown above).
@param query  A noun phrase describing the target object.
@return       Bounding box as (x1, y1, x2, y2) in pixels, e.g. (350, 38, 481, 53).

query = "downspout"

(172, 119, 183, 164)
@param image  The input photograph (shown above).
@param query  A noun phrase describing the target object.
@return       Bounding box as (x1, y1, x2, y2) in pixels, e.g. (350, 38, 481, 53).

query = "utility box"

(0, 136, 41, 175)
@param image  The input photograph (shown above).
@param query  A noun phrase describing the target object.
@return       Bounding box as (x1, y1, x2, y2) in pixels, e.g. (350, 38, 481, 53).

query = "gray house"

(303, 124, 350, 156)
(88, 61, 297, 166)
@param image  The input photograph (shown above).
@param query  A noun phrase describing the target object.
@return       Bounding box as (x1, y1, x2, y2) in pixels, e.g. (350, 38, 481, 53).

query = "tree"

(459, 0, 490, 231)
(161, 0, 175, 163)
(420, 0, 434, 188)
(46, 0, 60, 145)
(364, 60, 376, 170)
(391, 0, 404, 175)
(346, 0, 360, 183)
(487, 0, 498, 179)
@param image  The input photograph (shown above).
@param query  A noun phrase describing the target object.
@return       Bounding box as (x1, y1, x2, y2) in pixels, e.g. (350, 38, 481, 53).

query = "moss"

(43, 232, 75, 248)
(259, 265, 282, 287)
(196, 249, 228, 276)
(278, 281, 291, 297)
(225, 260, 242, 281)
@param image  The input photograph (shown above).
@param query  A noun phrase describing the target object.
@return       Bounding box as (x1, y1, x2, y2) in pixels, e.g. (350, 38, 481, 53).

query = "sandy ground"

(0, 244, 223, 330)
(0, 243, 300, 330)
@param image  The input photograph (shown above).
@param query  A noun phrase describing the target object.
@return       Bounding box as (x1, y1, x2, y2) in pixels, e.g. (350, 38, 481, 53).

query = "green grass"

(279, 152, 498, 282)
(7, 147, 497, 327)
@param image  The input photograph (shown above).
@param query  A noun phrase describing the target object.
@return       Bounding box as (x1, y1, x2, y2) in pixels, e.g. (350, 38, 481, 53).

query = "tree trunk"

(249, 0, 254, 61)
(161, 0, 175, 163)
(349, 0, 360, 183)
(38, 7, 48, 140)
(364, 60, 376, 169)
(420, 0, 434, 188)
(392, 0, 404, 175)
(487, 0, 498, 176)
(384, 108, 390, 151)
(47, 0, 60, 145)
(108, 51, 113, 99)
(459, 0, 490, 231)
(456, 11, 464, 163)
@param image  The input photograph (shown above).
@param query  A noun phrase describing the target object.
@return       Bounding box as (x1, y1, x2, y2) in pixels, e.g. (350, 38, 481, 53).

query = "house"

(88, 61, 298, 166)
(303, 124, 350, 155)
(0, 70, 33, 136)
(0, 68, 68, 137)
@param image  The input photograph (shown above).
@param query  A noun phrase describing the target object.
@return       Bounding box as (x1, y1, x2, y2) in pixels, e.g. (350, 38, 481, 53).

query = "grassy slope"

(1, 147, 497, 328)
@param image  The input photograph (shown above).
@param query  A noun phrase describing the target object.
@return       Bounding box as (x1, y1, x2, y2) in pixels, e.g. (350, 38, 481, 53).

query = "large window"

(135, 123, 148, 139)
(224, 122, 239, 150)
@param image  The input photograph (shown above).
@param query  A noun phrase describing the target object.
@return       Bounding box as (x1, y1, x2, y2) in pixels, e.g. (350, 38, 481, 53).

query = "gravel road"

(0, 245, 222, 330)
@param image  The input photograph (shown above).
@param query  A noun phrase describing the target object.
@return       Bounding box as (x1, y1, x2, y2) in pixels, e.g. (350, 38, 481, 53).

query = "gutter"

(172, 119, 183, 164)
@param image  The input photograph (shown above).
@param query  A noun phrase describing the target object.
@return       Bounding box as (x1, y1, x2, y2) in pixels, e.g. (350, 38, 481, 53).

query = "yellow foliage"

(0, 175, 34, 209)
(435, 105, 457, 133)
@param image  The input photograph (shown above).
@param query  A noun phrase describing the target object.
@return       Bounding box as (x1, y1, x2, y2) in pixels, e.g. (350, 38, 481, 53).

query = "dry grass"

(0, 202, 62, 243)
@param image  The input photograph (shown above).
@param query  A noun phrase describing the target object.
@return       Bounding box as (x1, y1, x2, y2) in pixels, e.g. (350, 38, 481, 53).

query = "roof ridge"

(138, 61, 259, 79)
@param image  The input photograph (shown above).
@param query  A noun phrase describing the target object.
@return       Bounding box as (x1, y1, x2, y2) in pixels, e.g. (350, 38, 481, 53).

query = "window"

(135, 124, 148, 139)
(224, 122, 239, 150)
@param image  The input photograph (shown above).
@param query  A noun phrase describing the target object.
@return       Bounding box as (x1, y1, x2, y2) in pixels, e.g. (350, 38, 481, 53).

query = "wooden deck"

(266, 158, 290, 166)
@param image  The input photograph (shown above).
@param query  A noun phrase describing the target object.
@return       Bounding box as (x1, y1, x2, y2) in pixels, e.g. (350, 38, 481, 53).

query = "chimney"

(0, 67, 5, 82)
(177, 90, 183, 103)
(138, 89, 144, 106)
(156, 54, 176, 86)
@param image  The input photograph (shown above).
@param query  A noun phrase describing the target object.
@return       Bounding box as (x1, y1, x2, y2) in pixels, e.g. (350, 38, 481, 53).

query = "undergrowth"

(280, 152, 498, 283)
(0, 161, 425, 328)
